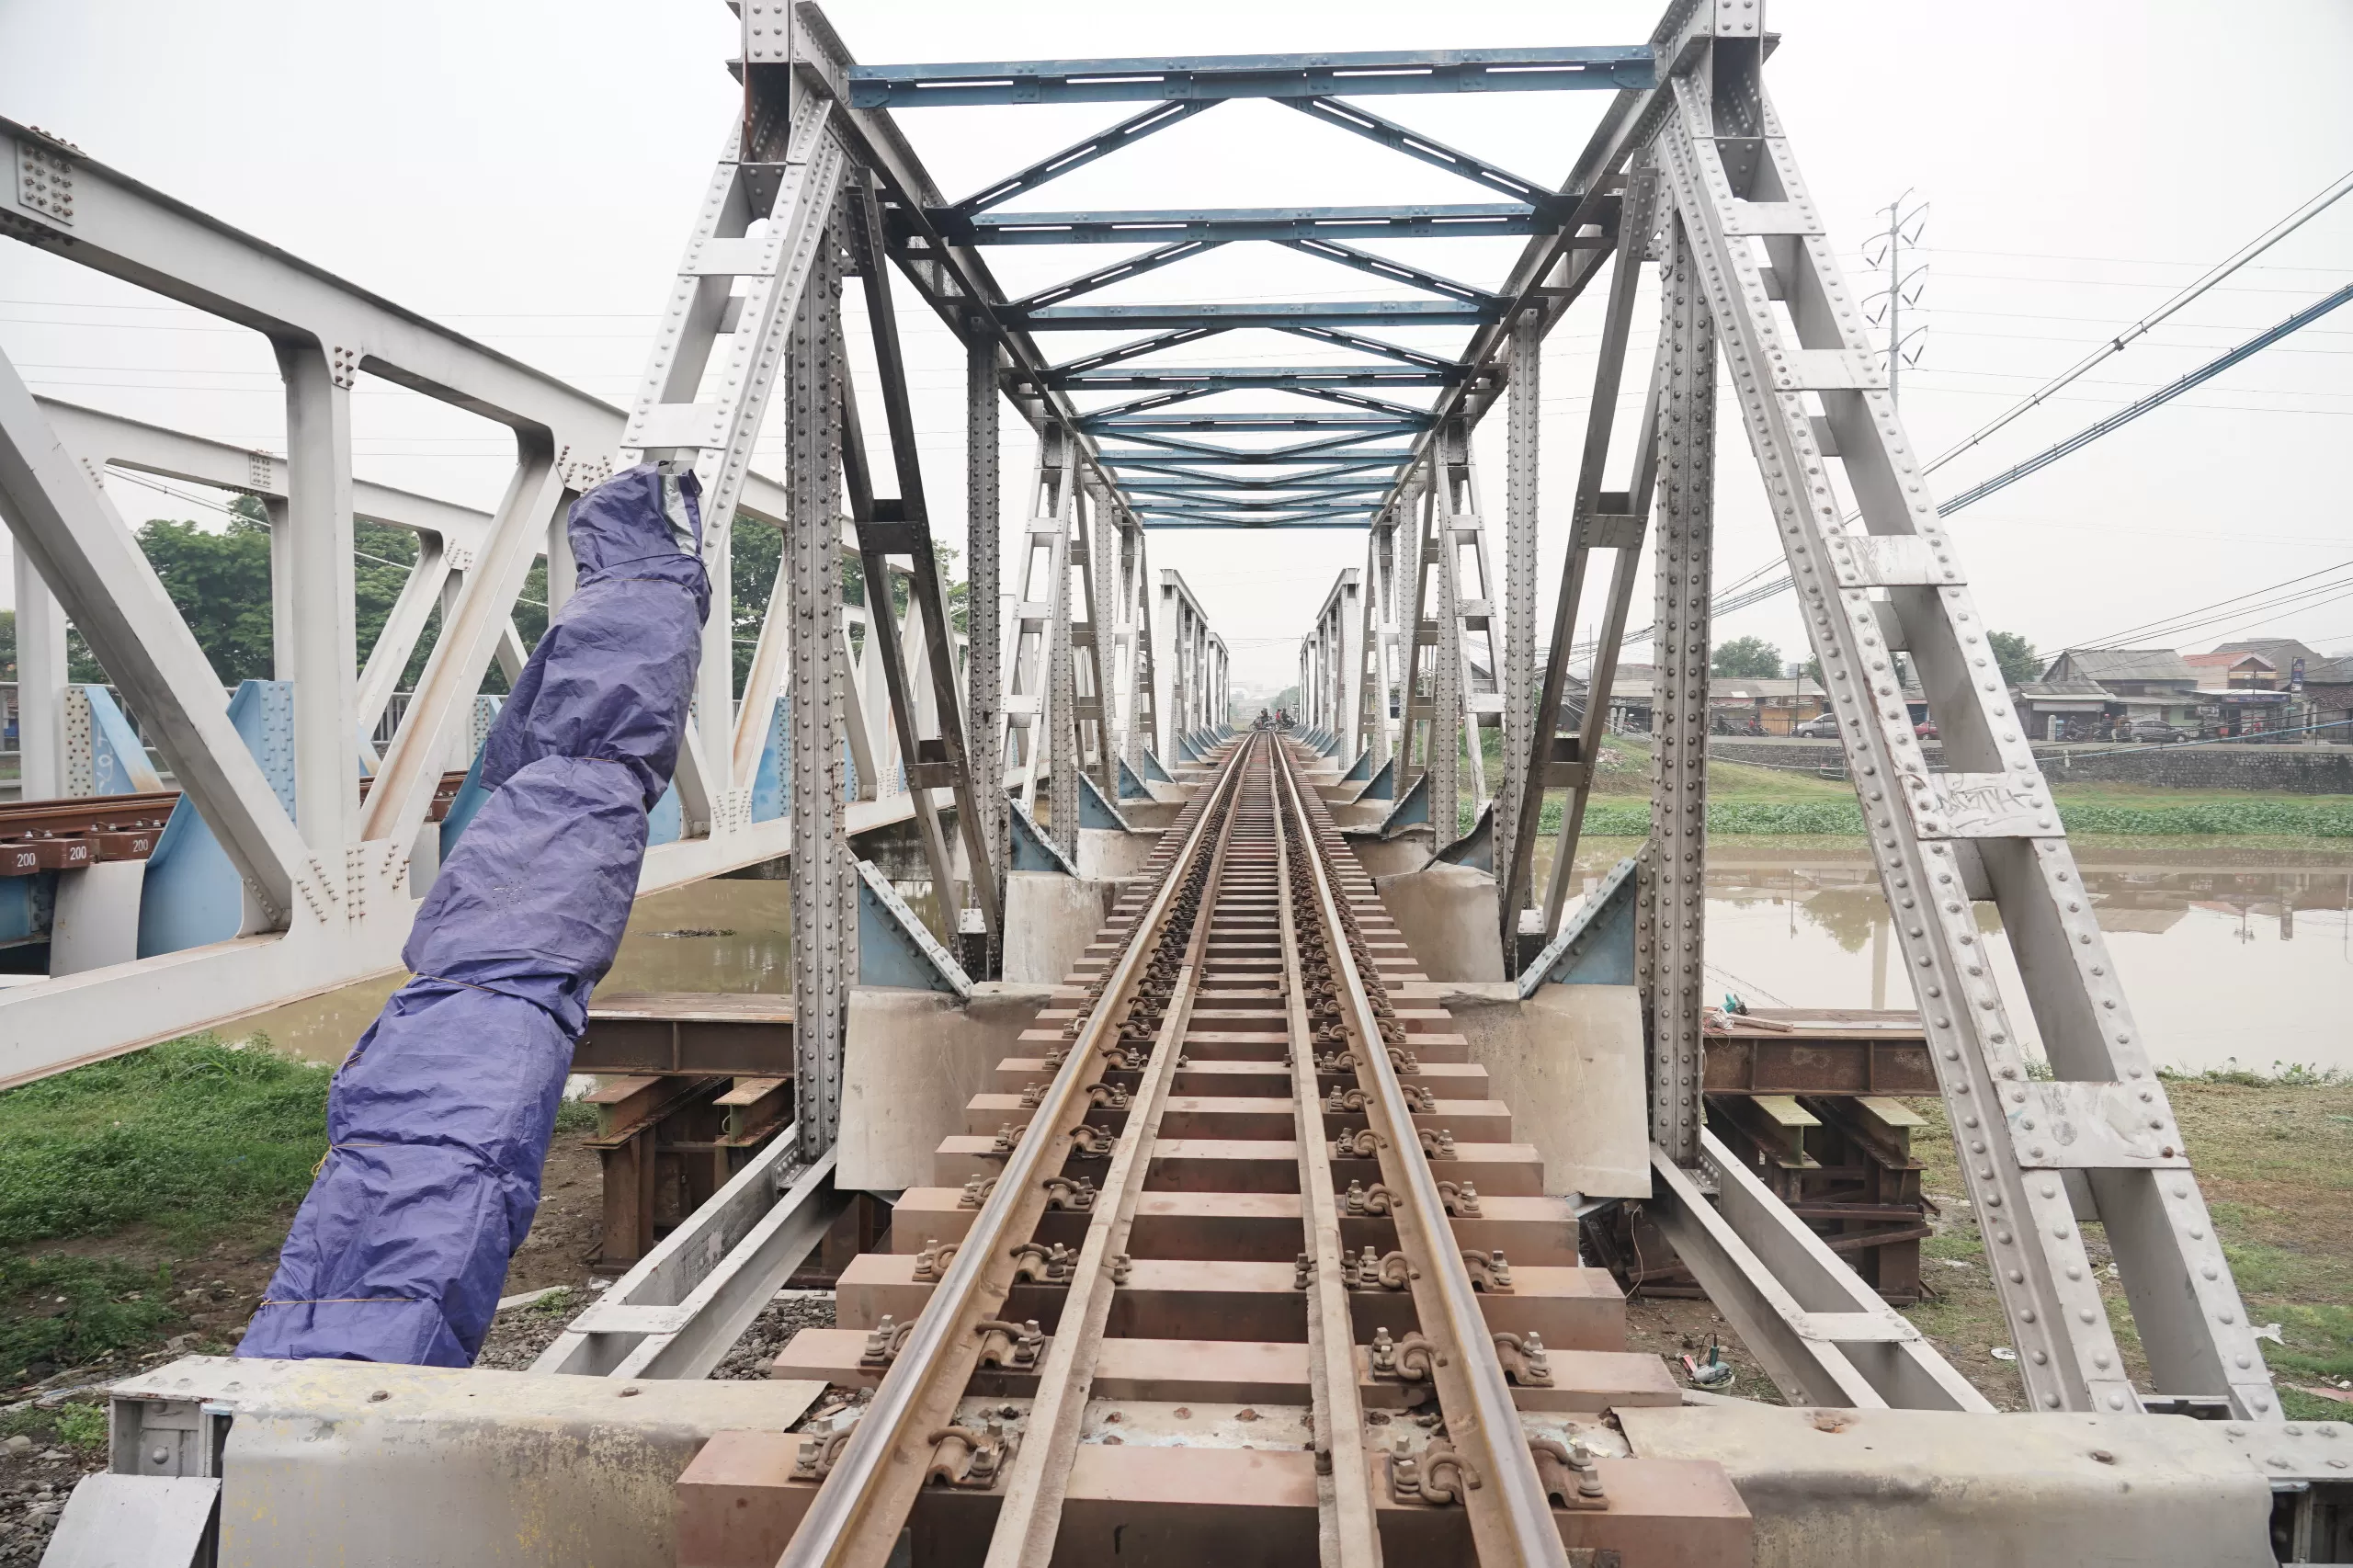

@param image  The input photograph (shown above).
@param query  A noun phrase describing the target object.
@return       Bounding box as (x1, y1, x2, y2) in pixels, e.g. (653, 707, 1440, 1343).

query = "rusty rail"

(1272, 739, 1571, 1568)
(778, 732, 1255, 1568)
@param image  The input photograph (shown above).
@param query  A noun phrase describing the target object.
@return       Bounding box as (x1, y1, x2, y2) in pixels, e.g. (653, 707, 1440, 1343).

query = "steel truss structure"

(1278, 0, 2275, 1426)
(6, 3, 2331, 1562)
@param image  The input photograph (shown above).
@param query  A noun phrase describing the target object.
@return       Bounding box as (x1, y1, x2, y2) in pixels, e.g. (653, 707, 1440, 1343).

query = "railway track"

(761, 732, 1745, 1565)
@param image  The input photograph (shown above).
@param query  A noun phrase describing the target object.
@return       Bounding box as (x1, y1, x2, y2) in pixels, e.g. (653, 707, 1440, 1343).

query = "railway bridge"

(2, 3, 2341, 1564)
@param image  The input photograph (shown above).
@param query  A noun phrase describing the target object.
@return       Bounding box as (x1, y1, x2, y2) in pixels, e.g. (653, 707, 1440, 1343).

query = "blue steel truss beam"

(1090, 428, 1415, 461)
(1051, 364, 1457, 391)
(1049, 326, 1228, 376)
(1018, 300, 1496, 329)
(1086, 414, 1425, 432)
(949, 203, 1540, 244)
(1091, 451, 1402, 475)
(1278, 237, 1496, 305)
(1124, 484, 1392, 504)
(1273, 323, 1455, 370)
(1133, 495, 1380, 515)
(1117, 477, 1393, 494)
(846, 46, 1654, 109)
(1093, 447, 1418, 469)
(1133, 522, 1364, 534)
(1286, 384, 1437, 420)
(1005, 237, 1225, 313)
(1078, 387, 1222, 422)
(1137, 499, 1371, 517)
(1079, 385, 1434, 424)
(1084, 426, 1403, 460)
(1283, 97, 1559, 209)
(950, 100, 1218, 213)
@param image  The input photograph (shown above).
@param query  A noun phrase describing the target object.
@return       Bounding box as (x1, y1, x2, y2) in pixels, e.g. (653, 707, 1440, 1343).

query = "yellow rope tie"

(312, 1141, 393, 1176)
(255, 1297, 420, 1307)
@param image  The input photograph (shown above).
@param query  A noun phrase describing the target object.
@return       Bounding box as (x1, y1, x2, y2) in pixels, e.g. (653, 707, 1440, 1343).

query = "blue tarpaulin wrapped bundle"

(240, 463, 710, 1366)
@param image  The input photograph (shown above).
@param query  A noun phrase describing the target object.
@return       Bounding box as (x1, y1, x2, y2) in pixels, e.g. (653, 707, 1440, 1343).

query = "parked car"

(2128, 717, 2193, 744)
(1793, 713, 1841, 739)
(1914, 719, 1938, 740)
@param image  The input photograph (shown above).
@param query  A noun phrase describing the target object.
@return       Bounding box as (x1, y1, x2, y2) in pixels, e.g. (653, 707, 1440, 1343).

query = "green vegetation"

(1900, 1079, 2353, 1415)
(0, 1256, 177, 1385)
(0, 1034, 330, 1249)
(1988, 631, 2040, 686)
(1, 1398, 111, 1457)
(1710, 635, 1784, 677)
(1459, 734, 2353, 837)
(0, 1033, 335, 1383)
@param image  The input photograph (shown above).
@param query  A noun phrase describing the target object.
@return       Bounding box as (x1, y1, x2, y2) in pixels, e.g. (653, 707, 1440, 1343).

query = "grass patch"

(0, 1254, 178, 1383)
(1900, 1079, 2353, 1411)
(0, 1033, 331, 1250)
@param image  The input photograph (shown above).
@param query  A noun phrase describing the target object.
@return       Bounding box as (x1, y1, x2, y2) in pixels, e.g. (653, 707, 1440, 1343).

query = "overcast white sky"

(3, 0, 2347, 699)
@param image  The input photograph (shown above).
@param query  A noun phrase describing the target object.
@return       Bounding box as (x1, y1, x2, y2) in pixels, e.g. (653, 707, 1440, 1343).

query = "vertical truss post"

(1126, 522, 1157, 769)
(1001, 433, 1064, 811)
(1427, 463, 1461, 849)
(787, 233, 853, 1159)
(1356, 514, 1392, 770)
(1438, 419, 1498, 812)
(1654, 40, 2271, 1416)
(1043, 441, 1080, 847)
(1076, 475, 1116, 801)
(1640, 210, 1715, 1168)
(1397, 464, 1439, 797)
(275, 342, 358, 859)
(1497, 306, 1540, 950)
(9, 539, 65, 800)
(965, 332, 1007, 915)
(1113, 514, 1144, 767)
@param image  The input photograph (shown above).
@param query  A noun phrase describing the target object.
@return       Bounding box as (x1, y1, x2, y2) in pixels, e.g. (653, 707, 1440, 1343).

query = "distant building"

(2012, 678, 2111, 742)
(2182, 651, 2277, 689)
(2040, 649, 2204, 733)
(2215, 639, 2353, 738)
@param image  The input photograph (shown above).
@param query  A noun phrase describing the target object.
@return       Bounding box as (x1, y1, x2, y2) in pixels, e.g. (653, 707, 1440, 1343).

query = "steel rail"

(979, 735, 1248, 1565)
(1275, 751, 1383, 1567)
(778, 734, 1253, 1568)
(1272, 739, 1570, 1568)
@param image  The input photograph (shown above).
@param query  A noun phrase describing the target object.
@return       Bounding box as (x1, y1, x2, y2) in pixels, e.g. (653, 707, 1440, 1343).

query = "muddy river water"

(227, 838, 2353, 1078)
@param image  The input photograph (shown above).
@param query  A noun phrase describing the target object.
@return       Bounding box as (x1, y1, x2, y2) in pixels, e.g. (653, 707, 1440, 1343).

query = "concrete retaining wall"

(1708, 738, 2353, 794)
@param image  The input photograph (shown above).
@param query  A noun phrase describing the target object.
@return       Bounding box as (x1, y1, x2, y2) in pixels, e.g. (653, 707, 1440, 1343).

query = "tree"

(728, 515, 968, 697)
(1711, 636, 1782, 678)
(1988, 631, 2040, 687)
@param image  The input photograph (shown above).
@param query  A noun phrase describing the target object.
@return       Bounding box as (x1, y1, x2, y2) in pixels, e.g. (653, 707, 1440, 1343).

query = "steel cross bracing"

(1292, 1, 2274, 1426)
(0, 11, 1246, 1083)
(0, 115, 918, 1079)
